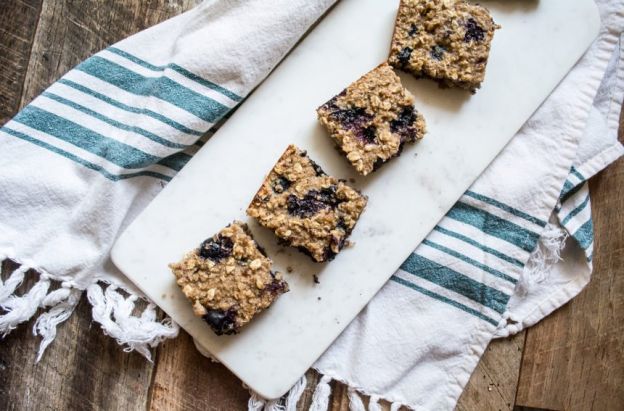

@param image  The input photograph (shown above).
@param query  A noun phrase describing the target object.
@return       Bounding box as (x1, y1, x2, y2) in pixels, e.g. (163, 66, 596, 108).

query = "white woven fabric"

(0, 1, 622, 410)
(0, 0, 336, 360)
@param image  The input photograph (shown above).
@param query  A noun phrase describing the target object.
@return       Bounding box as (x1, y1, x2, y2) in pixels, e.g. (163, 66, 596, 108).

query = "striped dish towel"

(0, 1, 622, 410)
(311, 2, 624, 409)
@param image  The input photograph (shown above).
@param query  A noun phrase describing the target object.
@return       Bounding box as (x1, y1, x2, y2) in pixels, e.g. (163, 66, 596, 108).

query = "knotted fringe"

(0, 256, 180, 362)
(347, 387, 366, 411)
(310, 375, 332, 411)
(0, 265, 50, 337)
(246, 374, 307, 411)
(285, 375, 307, 411)
(368, 395, 382, 411)
(86, 282, 179, 361)
(248, 391, 266, 411)
(33, 286, 82, 361)
(246, 374, 409, 411)
(517, 222, 568, 296)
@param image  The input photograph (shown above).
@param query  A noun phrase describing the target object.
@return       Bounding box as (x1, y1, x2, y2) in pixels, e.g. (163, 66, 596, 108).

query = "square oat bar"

(169, 221, 288, 335)
(317, 63, 426, 176)
(388, 0, 499, 92)
(247, 145, 367, 262)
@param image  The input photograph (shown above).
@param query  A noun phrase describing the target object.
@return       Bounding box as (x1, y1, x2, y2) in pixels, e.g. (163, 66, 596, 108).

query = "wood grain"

(148, 331, 249, 410)
(457, 332, 526, 411)
(0, 262, 155, 411)
(515, 109, 624, 411)
(0, 0, 42, 123)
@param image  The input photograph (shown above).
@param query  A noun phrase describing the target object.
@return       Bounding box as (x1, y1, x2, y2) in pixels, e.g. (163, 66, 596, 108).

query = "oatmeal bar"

(317, 63, 426, 176)
(247, 145, 367, 262)
(388, 0, 500, 92)
(169, 221, 288, 335)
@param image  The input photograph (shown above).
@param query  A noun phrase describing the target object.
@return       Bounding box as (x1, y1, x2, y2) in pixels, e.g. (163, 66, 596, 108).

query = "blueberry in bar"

(247, 145, 367, 262)
(388, 0, 500, 92)
(317, 63, 426, 176)
(169, 221, 288, 335)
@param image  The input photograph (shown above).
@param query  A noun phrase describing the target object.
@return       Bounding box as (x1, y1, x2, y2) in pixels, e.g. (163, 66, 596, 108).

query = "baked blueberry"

(169, 221, 288, 335)
(199, 235, 233, 262)
(317, 63, 426, 175)
(247, 145, 367, 262)
(389, 0, 500, 92)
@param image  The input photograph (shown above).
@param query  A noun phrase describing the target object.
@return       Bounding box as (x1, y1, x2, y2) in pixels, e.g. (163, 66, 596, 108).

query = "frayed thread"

(0, 264, 28, 302)
(285, 375, 307, 411)
(310, 375, 332, 411)
(33, 286, 82, 361)
(368, 395, 382, 411)
(516, 222, 568, 296)
(86, 282, 179, 361)
(264, 399, 285, 411)
(348, 387, 366, 411)
(248, 391, 266, 411)
(0, 267, 50, 337)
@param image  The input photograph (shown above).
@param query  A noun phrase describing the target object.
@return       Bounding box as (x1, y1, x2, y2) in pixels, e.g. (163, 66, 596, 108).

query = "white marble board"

(111, 0, 600, 400)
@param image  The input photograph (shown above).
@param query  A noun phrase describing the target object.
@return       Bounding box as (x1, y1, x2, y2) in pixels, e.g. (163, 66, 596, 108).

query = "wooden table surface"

(0, 1, 622, 410)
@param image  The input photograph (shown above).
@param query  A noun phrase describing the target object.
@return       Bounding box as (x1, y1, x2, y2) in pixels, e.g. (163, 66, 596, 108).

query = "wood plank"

(20, 0, 201, 106)
(0, 261, 155, 411)
(515, 106, 624, 410)
(457, 332, 526, 411)
(148, 330, 249, 410)
(0, 0, 42, 123)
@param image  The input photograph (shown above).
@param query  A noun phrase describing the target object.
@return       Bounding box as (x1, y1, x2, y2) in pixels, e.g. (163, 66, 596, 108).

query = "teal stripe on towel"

(400, 253, 510, 314)
(447, 202, 540, 253)
(1, 127, 171, 182)
(77, 56, 228, 123)
(573, 219, 594, 250)
(465, 190, 546, 227)
(561, 194, 590, 226)
(108, 47, 242, 102)
(390, 276, 499, 326)
(42, 92, 189, 149)
(571, 166, 585, 182)
(13, 106, 162, 170)
(433, 226, 524, 268)
(422, 239, 517, 284)
(58, 79, 204, 136)
(158, 151, 191, 172)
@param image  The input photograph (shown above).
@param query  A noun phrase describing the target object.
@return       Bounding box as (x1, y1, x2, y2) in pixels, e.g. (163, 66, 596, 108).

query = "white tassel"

(368, 395, 382, 411)
(264, 399, 285, 411)
(33, 287, 81, 361)
(0, 265, 29, 303)
(347, 387, 366, 411)
(517, 222, 568, 296)
(248, 391, 266, 411)
(309, 375, 332, 411)
(0, 276, 50, 336)
(390, 402, 402, 411)
(285, 375, 307, 411)
(86, 283, 179, 361)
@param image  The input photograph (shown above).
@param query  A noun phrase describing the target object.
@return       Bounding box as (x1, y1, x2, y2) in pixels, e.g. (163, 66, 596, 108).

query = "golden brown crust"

(169, 221, 288, 335)
(317, 63, 426, 176)
(247, 145, 367, 262)
(388, 0, 499, 91)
